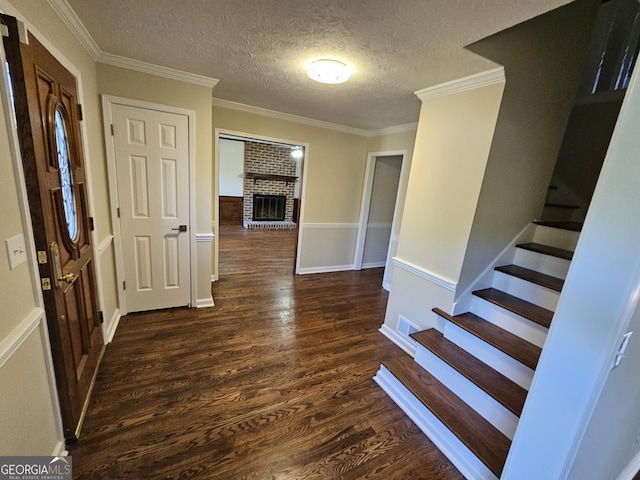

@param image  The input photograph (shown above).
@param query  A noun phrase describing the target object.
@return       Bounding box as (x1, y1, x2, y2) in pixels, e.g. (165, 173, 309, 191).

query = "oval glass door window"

(55, 107, 78, 241)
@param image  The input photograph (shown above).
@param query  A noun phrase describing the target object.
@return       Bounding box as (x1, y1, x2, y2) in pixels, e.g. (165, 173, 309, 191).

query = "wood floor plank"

(69, 226, 463, 480)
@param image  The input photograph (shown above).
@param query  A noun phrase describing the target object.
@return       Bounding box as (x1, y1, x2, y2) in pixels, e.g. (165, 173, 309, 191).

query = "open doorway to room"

(214, 131, 307, 280)
(354, 151, 407, 291)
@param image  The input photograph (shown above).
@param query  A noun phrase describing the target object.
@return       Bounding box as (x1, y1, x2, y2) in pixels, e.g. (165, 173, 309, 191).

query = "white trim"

(369, 123, 418, 136)
(393, 257, 457, 292)
(103, 309, 122, 344)
(374, 365, 498, 480)
(195, 232, 215, 243)
(52, 442, 67, 457)
(213, 98, 371, 136)
(378, 324, 417, 357)
(214, 128, 309, 277)
(101, 95, 198, 313)
(99, 52, 219, 89)
(303, 223, 359, 229)
(415, 66, 506, 102)
(362, 261, 386, 269)
(45, 0, 100, 59)
(298, 264, 354, 275)
(616, 450, 640, 480)
(196, 297, 215, 308)
(97, 235, 113, 256)
(452, 222, 535, 315)
(45, 0, 220, 89)
(0, 308, 43, 368)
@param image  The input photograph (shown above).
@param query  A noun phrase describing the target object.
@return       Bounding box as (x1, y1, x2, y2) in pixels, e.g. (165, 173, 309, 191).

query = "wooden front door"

(2, 16, 104, 439)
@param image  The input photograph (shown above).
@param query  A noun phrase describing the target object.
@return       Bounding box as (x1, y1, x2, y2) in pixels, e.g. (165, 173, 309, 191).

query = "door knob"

(171, 225, 187, 232)
(58, 273, 75, 284)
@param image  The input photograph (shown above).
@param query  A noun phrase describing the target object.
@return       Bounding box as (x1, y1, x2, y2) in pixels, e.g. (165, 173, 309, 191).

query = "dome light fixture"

(307, 59, 350, 84)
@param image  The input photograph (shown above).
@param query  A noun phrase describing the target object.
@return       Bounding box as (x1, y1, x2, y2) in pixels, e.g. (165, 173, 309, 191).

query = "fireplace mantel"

(245, 172, 298, 185)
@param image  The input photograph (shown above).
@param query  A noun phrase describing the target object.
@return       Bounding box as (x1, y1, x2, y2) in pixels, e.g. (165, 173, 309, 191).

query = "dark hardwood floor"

(69, 226, 463, 479)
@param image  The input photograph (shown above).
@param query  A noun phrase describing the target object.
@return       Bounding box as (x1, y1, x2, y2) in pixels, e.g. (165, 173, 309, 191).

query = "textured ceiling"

(64, 0, 573, 131)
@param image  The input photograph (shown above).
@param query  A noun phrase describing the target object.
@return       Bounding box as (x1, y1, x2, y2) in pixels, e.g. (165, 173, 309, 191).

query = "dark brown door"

(2, 16, 104, 439)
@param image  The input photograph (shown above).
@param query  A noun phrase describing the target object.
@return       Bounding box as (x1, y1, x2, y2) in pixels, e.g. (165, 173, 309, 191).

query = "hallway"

(68, 227, 463, 479)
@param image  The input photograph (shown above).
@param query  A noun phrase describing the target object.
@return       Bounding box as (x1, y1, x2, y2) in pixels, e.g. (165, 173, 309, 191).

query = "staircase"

(374, 222, 580, 480)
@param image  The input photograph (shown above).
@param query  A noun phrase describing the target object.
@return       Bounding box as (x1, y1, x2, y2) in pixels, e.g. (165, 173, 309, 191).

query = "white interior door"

(112, 104, 191, 312)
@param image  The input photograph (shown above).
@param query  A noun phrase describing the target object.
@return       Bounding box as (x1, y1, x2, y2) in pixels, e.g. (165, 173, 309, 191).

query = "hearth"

(253, 194, 286, 221)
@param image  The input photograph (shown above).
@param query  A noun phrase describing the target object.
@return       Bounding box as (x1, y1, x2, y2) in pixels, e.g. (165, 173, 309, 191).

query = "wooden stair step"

(534, 220, 583, 232)
(544, 202, 580, 209)
(411, 328, 527, 416)
(433, 308, 541, 370)
(516, 242, 573, 260)
(473, 288, 554, 329)
(382, 355, 510, 478)
(495, 264, 564, 292)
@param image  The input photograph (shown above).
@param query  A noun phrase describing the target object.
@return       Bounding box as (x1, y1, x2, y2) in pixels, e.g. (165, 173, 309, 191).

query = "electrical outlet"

(5, 234, 27, 270)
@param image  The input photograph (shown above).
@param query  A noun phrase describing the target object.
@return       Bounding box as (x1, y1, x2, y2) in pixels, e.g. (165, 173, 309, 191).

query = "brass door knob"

(58, 273, 75, 284)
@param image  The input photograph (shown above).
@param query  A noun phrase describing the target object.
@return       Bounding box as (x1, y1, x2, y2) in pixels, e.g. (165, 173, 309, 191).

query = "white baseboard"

(297, 264, 354, 275)
(379, 324, 417, 356)
(362, 261, 386, 269)
(103, 309, 122, 344)
(52, 441, 68, 456)
(196, 296, 215, 308)
(374, 365, 497, 480)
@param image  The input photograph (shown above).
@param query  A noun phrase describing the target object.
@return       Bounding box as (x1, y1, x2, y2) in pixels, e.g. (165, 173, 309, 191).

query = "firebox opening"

(253, 194, 286, 221)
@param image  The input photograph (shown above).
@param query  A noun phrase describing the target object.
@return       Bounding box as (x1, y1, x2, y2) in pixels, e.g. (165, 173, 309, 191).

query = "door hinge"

(117, 207, 121, 218)
(77, 104, 83, 121)
(88, 216, 95, 231)
(123, 280, 126, 290)
(110, 124, 114, 136)
(98, 310, 104, 324)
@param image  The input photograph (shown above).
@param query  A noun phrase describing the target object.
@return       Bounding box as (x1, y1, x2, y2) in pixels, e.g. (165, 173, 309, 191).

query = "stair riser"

(471, 297, 549, 348)
(374, 366, 500, 480)
(514, 248, 571, 279)
(414, 347, 519, 439)
(492, 271, 560, 311)
(444, 322, 535, 389)
(533, 225, 580, 251)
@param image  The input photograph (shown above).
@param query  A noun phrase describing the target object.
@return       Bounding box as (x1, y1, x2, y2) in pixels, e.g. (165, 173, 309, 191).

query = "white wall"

(502, 47, 640, 480)
(383, 74, 505, 334)
(219, 138, 244, 197)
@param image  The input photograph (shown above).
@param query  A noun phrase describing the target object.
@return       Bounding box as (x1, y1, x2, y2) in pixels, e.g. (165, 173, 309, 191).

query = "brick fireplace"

(243, 141, 298, 229)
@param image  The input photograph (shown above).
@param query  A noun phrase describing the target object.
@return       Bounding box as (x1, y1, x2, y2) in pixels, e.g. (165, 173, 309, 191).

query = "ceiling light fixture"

(307, 59, 350, 84)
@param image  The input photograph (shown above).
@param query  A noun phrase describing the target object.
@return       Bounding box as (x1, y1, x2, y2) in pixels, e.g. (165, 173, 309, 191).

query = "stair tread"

(382, 355, 510, 477)
(544, 202, 580, 209)
(433, 308, 541, 370)
(473, 287, 554, 329)
(495, 264, 564, 292)
(516, 242, 573, 260)
(411, 328, 527, 416)
(534, 220, 583, 232)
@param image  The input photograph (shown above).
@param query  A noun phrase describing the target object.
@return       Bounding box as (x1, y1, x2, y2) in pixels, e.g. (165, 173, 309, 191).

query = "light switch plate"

(6, 234, 27, 270)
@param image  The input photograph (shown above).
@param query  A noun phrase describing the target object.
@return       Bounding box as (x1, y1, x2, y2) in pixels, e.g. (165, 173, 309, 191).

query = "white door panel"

(113, 104, 191, 312)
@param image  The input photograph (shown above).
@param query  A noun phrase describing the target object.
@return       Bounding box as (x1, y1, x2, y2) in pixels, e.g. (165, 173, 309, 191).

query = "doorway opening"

(214, 131, 307, 280)
(354, 151, 408, 291)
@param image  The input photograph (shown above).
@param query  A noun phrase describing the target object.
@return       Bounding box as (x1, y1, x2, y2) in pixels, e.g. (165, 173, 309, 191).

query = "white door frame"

(354, 150, 408, 288)
(102, 95, 197, 314)
(213, 128, 309, 279)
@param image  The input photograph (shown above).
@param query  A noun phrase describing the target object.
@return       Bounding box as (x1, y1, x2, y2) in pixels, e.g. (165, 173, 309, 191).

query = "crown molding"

(46, 0, 100, 59)
(212, 98, 416, 137)
(369, 123, 418, 136)
(415, 66, 505, 102)
(98, 52, 219, 89)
